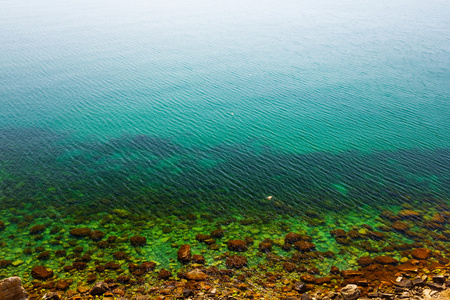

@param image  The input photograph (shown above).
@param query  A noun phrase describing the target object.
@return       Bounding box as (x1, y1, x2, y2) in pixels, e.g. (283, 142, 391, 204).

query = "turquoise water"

(0, 0, 449, 285)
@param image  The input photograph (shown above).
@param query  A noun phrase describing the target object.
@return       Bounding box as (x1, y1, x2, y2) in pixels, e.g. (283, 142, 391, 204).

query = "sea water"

(0, 0, 449, 284)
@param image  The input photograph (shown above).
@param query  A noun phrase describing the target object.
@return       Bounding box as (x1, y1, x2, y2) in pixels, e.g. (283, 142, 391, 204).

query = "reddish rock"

(285, 232, 302, 244)
(69, 227, 91, 237)
(398, 210, 422, 220)
(31, 266, 54, 280)
(411, 248, 432, 260)
(282, 262, 296, 273)
(340, 270, 363, 279)
(129, 236, 146, 246)
(0, 221, 5, 231)
(226, 255, 248, 269)
(293, 240, 315, 252)
(158, 269, 171, 280)
(186, 269, 208, 281)
(177, 244, 191, 262)
(140, 261, 156, 272)
(104, 262, 120, 270)
(392, 221, 410, 231)
(56, 279, 70, 291)
(330, 229, 347, 238)
(29, 225, 45, 235)
(316, 277, 331, 285)
(330, 266, 340, 275)
(374, 255, 398, 265)
(300, 274, 316, 283)
(0, 277, 28, 300)
(192, 255, 205, 264)
(227, 240, 248, 252)
(258, 242, 272, 253)
(357, 256, 373, 266)
(89, 230, 105, 241)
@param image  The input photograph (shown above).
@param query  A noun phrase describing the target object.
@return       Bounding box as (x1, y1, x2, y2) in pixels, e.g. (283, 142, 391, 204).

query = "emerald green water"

(0, 0, 449, 287)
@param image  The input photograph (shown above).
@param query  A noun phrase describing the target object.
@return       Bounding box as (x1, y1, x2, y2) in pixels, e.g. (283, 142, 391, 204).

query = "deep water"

(0, 0, 449, 289)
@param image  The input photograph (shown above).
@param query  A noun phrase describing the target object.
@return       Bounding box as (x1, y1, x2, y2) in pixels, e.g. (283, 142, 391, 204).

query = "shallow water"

(0, 0, 449, 289)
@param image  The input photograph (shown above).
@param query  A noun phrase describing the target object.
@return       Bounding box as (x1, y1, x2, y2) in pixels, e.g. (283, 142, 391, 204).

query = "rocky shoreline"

(1, 206, 449, 300)
(1, 272, 450, 300)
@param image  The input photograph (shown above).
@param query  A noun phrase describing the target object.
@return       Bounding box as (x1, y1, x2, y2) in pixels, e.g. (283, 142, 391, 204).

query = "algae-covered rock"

(69, 227, 90, 237)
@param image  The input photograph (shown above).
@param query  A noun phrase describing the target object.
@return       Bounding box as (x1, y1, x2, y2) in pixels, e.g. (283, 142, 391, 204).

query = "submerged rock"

(226, 255, 248, 269)
(129, 236, 146, 246)
(227, 240, 248, 252)
(158, 269, 171, 280)
(29, 225, 45, 235)
(31, 266, 54, 280)
(177, 244, 191, 262)
(374, 256, 398, 265)
(0, 277, 28, 300)
(398, 210, 422, 220)
(285, 232, 303, 244)
(411, 248, 432, 260)
(294, 241, 315, 252)
(69, 227, 91, 237)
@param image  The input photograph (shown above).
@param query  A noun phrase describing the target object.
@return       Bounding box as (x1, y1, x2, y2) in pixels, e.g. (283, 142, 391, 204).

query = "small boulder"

(0, 277, 28, 300)
(29, 225, 45, 235)
(89, 230, 105, 241)
(177, 244, 191, 262)
(69, 227, 91, 237)
(285, 232, 302, 244)
(89, 281, 109, 296)
(158, 269, 171, 280)
(192, 254, 205, 264)
(258, 242, 272, 253)
(340, 284, 360, 300)
(186, 269, 208, 281)
(293, 241, 315, 252)
(374, 256, 398, 265)
(330, 229, 347, 238)
(411, 248, 431, 260)
(129, 236, 146, 246)
(225, 255, 247, 269)
(227, 240, 248, 252)
(31, 266, 54, 280)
